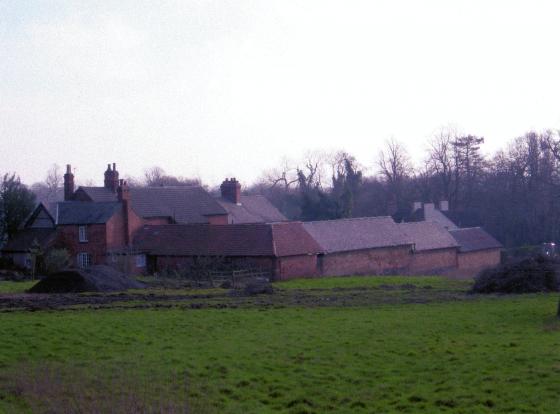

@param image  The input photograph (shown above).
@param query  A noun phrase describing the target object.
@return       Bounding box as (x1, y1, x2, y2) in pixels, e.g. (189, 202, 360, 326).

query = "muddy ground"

(0, 283, 475, 312)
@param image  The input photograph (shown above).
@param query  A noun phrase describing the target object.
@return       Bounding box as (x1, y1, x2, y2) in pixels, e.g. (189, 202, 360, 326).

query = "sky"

(2, 0, 560, 187)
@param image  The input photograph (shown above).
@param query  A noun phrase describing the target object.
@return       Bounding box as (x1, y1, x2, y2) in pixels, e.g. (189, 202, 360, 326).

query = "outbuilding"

(303, 217, 414, 276)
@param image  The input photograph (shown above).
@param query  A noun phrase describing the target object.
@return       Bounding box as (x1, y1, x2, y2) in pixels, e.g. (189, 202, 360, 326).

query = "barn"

(133, 222, 321, 280)
(398, 221, 459, 274)
(448, 227, 502, 271)
(303, 217, 413, 276)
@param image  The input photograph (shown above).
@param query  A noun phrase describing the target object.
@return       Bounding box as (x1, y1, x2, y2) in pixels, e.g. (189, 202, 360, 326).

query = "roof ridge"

(304, 216, 393, 224)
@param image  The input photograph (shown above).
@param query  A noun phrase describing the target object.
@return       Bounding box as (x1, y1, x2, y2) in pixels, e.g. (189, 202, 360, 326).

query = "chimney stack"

(104, 163, 120, 193)
(63, 164, 74, 201)
(118, 179, 132, 245)
(220, 178, 241, 205)
(117, 179, 130, 202)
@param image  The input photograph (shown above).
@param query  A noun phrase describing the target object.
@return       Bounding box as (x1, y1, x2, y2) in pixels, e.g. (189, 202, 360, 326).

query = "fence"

(208, 268, 271, 288)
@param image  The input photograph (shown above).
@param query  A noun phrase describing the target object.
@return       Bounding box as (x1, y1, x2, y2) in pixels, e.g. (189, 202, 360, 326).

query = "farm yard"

(0, 275, 559, 413)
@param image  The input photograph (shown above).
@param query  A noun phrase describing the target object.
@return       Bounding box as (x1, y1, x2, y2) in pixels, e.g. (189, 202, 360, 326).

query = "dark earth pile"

(472, 255, 560, 294)
(28, 266, 144, 293)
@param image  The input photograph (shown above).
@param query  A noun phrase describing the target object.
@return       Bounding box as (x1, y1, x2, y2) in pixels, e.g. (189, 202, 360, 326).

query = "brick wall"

(207, 215, 229, 225)
(408, 248, 458, 274)
(154, 255, 274, 274)
(143, 217, 171, 225)
(457, 249, 501, 270)
(55, 224, 107, 266)
(275, 255, 318, 280)
(320, 245, 412, 277)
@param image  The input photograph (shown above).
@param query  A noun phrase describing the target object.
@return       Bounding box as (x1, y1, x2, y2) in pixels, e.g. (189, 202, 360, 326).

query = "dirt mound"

(471, 255, 560, 294)
(28, 266, 145, 294)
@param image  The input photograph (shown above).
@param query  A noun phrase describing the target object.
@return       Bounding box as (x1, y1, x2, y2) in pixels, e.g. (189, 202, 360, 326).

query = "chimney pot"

(113, 163, 116, 171)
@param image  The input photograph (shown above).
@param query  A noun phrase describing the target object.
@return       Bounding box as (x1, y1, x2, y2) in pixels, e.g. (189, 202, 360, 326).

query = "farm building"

(449, 227, 502, 271)
(398, 221, 459, 273)
(303, 217, 414, 276)
(1, 162, 504, 279)
(133, 222, 321, 280)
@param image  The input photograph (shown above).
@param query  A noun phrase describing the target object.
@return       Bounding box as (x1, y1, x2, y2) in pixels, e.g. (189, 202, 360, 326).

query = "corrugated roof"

(77, 186, 226, 224)
(217, 195, 287, 224)
(449, 227, 503, 252)
(303, 217, 412, 253)
(56, 202, 121, 224)
(399, 221, 459, 251)
(1, 228, 56, 252)
(133, 222, 320, 257)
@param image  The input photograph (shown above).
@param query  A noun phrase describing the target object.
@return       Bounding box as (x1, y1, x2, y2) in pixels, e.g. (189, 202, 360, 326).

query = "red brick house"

(71, 165, 285, 225)
(133, 222, 321, 280)
(2, 163, 287, 272)
(303, 217, 414, 276)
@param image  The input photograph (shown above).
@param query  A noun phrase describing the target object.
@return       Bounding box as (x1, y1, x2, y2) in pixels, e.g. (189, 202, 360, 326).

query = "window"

(79, 226, 88, 242)
(136, 254, 146, 268)
(77, 252, 92, 268)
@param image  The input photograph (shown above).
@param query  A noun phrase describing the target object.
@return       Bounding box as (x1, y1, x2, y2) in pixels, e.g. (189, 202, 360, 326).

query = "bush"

(471, 255, 560, 294)
(43, 249, 71, 275)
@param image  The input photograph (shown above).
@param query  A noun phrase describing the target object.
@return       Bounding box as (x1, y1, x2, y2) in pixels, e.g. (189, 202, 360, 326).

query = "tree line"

(248, 129, 560, 248)
(2, 128, 560, 248)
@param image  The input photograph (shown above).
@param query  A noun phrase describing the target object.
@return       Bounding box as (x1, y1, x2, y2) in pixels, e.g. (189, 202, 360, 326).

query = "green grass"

(0, 280, 37, 294)
(275, 274, 471, 290)
(1, 276, 559, 413)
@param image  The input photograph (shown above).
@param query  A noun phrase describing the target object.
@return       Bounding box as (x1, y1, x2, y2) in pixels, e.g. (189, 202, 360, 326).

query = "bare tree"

(427, 127, 455, 201)
(261, 157, 299, 191)
(378, 138, 414, 216)
(45, 164, 62, 203)
(378, 138, 413, 184)
(143, 166, 200, 187)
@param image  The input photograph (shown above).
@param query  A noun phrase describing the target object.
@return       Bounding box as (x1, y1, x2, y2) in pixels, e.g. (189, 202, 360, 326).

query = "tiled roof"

(1, 228, 56, 252)
(423, 204, 458, 230)
(449, 227, 503, 252)
(133, 222, 321, 257)
(217, 195, 287, 224)
(303, 217, 412, 253)
(399, 221, 459, 252)
(77, 186, 226, 224)
(56, 202, 121, 225)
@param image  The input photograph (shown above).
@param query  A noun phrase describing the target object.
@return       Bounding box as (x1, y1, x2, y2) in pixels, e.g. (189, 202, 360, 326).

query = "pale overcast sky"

(2, 1, 560, 187)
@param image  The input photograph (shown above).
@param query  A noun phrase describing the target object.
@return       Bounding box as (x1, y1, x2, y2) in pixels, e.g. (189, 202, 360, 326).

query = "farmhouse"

(303, 217, 413, 276)
(1, 163, 286, 271)
(70, 164, 286, 225)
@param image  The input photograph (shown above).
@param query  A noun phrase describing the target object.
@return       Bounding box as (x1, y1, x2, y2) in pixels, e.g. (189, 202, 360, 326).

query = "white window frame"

(77, 252, 92, 268)
(136, 254, 146, 268)
(78, 225, 88, 243)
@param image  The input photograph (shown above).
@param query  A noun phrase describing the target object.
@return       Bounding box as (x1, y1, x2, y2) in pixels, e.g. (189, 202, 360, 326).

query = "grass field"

(0, 276, 559, 413)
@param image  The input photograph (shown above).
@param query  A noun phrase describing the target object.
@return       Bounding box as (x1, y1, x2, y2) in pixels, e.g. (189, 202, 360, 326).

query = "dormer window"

(79, 225, 88, 242)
